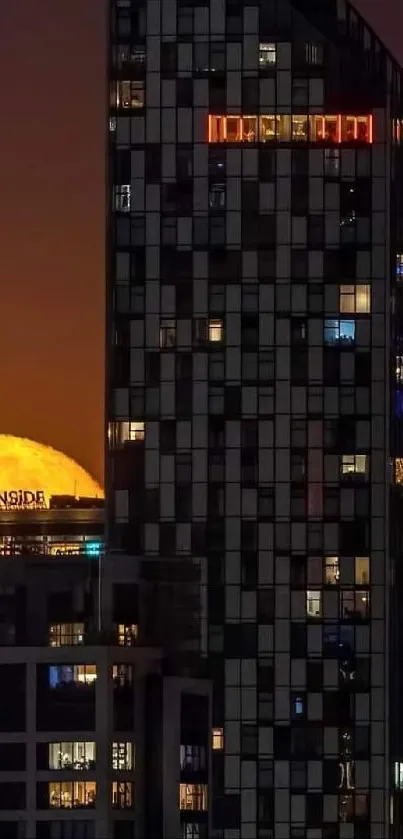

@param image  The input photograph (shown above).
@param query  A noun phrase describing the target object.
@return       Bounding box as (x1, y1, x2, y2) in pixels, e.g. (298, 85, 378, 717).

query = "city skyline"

(0, 0, 401, 486)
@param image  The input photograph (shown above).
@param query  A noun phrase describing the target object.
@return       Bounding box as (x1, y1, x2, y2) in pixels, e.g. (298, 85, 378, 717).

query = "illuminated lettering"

(0, 490, 47, 510)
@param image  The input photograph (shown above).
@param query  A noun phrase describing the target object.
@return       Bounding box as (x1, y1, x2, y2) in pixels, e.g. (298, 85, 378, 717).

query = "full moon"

(0, 435, 104, 503)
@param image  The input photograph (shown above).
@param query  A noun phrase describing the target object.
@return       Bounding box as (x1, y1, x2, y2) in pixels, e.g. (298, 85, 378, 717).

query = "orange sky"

(0, 0, 401, 488)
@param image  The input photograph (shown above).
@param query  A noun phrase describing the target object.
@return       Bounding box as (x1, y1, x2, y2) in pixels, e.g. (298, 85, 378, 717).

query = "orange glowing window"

(207, 114, 373, 144)
(242, 116, 257, 142)
(259, 115, 277, 141)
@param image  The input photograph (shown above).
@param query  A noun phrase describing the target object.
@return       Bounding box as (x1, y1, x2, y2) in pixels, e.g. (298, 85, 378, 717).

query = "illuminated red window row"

(208, 114, 373, 144)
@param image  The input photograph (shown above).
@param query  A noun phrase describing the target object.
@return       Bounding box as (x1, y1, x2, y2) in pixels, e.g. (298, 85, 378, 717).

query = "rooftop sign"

(0, 490, 47, 510)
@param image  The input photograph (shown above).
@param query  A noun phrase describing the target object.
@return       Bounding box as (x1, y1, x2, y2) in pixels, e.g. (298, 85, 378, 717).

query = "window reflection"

(340, 590, 370, 620)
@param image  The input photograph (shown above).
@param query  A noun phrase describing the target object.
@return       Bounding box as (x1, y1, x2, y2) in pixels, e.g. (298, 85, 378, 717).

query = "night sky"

(0, 0, 400, 486)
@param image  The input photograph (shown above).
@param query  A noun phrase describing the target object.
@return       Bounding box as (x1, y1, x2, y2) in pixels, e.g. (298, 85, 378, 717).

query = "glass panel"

(242, 116, 257, 142)
(208, 116, 226, 143)
(226, 116, 242, 142)
(356, 115, 370, 142)
(259, 115, 277, 142)
(324, 116, 339, 143)
(292, 116, 308, 141)
(277, 115, 291, 142)
(310, 115, 324, 141)
(341, 116, 357, 142)
(306, 591, 322, 617)
(324, 556, 339, 584)
(355, 557, 369, 585)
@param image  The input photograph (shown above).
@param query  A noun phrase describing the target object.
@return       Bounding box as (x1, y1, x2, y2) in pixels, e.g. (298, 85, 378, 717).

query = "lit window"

(208, 319, 223, 343)
(49, 742, 96, 771)
(113, 664, 133, 687)
(355, 557, 369, 585)
(112, 80, 145, 109)
(179, 784, 208, 811)
(114, 184, 131, 213)
(293, 696, 304, 716)
(340, 589, 370, 620)
(397, 254, 403, 279)
(48, 665, 97, 688)
(109, 117, 117, 133)
(259, 43, 276, 66)
(306, 590, 322, 618)
(324, 556, 339, 585)
(259, 114, 278, 142)
(305, 42, 323, 65)
(209, 183, 226, 209)
(181, 825, 201, 839)
(131, 45, 146, 64)
(117, 624, 138, 646)
(277, 114, 291, 142)
(341, 455, 368, 479)
(292, 115, 308, 141)
(226, 116, 242, 142)
(242, 116, 258, 142)
(208, 113, 372, 144)
(112, 742, 134, 771)
(129, 422, 145, 441)
(324, 319, 356, 345)
(112, 781, 133, 809)
(180, 745, 206, 771)
(395, 762, 403, 789)
(339, 285, 371, 314)
(49, 781, 96, 808)
(160, 318, 176, 348)
(396, 356, 403, 382)
(212, 728, 224, 751)
(49, 623, 84, 647)
(396, 458, 403, 484)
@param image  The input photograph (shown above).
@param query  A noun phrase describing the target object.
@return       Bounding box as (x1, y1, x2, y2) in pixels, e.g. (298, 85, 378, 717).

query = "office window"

(160, 319, 176, 348)
(49, 781, 96, 809)
(128, 422, 145, 441)
(112, 743, 134, 771)
(324, 556, 339, 584)
(306, 591, 322, 618)
(48, 743, 96, 771)
(181, 825, 202, 839)
(112, 80, 144, 109)
(340, 590, 370, 620)
(305, 43, 323, 64)
(339, 284, 370, 314)
(324, 319, 356, 345)
(397, 254, 403, 278)
(209, 183, 226, 209)
(292, 115, 308, 141)
(180, 745, 206, 772)
(179, 784, 208, 811)
(49, 624, 84, 647)
(355, 556, 370, 585)
(117, 624, 138, 646)
(259, 43, 276, 66)
(114, 185, 131, 213)
(113, 664, 133, 687)
(48, 665, 97, 688)
(396, 356, 403, 382)
(324, 148, 340, 175)
(395, 762, 403, 789)
(212, 728, 224, 750)
(341, 455, 368, 479)
(112, 782, 133, 809)
(208, 319, 224, 343)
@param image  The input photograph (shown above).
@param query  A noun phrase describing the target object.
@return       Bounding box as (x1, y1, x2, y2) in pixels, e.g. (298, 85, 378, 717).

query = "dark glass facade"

(107, 0, 403, 834)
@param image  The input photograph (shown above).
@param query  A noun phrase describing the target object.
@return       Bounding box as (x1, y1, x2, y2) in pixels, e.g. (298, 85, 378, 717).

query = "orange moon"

(0, 435, 104, 503)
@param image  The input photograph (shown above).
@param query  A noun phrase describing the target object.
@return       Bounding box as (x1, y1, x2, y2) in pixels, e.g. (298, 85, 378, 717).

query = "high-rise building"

(107, 0, 403, 836)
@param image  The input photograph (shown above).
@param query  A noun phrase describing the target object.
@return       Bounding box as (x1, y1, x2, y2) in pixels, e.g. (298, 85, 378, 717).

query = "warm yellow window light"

(212, 727, 224, 750)
(324, 556, 339, 585)
(129, 422, 145, 441)
(208, 319, 223, 343)
(340, 284, 370, 314)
